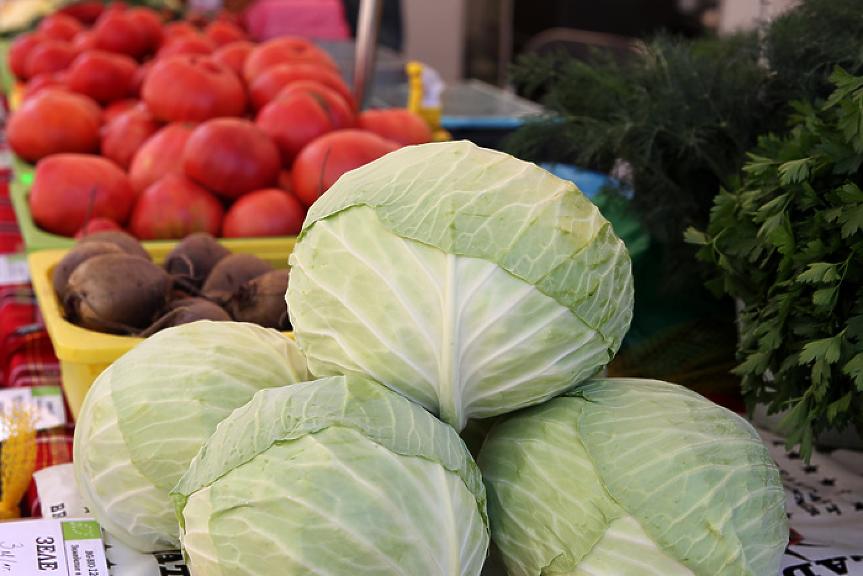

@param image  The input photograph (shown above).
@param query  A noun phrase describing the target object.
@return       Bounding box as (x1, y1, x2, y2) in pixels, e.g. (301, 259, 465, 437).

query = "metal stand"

(352, 0, 383, 110)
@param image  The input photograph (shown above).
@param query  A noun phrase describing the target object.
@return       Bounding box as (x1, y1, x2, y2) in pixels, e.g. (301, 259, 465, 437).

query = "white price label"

(0, 518, 109, 575)
(0, 254, 30, 286)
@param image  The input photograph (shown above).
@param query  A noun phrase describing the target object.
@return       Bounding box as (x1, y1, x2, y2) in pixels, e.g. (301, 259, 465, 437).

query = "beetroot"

(52, 240, 126, 303)
(201, 252, 274, 303)
(163, 232, 231, 288)
(139, 297, 232, 336)
(63, 252, 173, 334)
(78, 229, 151, 261)
(226, 269, 291, 330)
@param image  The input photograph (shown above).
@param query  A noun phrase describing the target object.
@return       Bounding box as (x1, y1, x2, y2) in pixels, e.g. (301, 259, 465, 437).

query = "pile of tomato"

(4, 1, 434, 240)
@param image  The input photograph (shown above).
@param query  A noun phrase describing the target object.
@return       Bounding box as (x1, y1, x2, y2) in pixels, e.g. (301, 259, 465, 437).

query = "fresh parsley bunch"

(687, 68, 863, 460)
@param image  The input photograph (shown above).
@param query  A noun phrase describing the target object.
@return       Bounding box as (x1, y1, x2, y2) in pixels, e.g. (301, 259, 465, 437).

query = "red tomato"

(66, 50, 139, 104)
(276, 80, 355, 129)
(72, 30, 98, 52)
(255, 90, 344, 168)
(203, 20, 247, 47)
(248, 62, 354, 112)
(156, 34, 215, 59)
(182, 10, 210, 29)
(57, 1, 105, 24)
(243, 37, 338, 83)
(74, 216, 124, 238)
(91, 10, 148, 59)
(24, 39, 78, 79)
(7, 32, 45, 81)
(212, 8, 243, 26)
(222, 188, 305, 238)
(141, 54, 247, 122)
(128, 121, 196, 195)
(125, 7, 164, 54)
(30, 153, 135, 237)
(183, 117, 281, 200)
(6, 89, 102, 163)
(277, 169, 294, 194)
(101, 105, 161, 169)
(127, 59, 152, 97)
(36, 13, 85, 42)
(291, 129, 400, 208)
(357, 108, 434, 146)
(21, 71, 69, 100)
(160, 21, 199, 43)
(211, 40, 254, 78)
(128, 173, 224, 240)
(101, 98, 140, 123)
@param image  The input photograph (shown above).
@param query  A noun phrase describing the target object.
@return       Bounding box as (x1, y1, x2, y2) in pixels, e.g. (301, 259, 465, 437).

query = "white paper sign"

(33, 464, 190, 576)
(758, 428, 863, 575)
(0, 517, 109, 575)
(0, 254, 30, 286)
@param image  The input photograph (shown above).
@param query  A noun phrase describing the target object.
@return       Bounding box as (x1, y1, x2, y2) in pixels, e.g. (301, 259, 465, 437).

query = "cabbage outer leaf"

(288, 141, 633, 430)
(289, 208, 615, 430)
(478, 378, 789, 576)
(570, 516, 695, 575)
(301, 140, 632, 342)
(577, 379, 788, 575)
(73, 321, 309, 552)
(73, 364, 177, 552)
(172, 375, 489, 576)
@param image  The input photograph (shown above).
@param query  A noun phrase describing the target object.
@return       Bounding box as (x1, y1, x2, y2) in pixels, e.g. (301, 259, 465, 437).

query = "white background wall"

(717, 0, 799, 33)
(401, 0, 467, 82)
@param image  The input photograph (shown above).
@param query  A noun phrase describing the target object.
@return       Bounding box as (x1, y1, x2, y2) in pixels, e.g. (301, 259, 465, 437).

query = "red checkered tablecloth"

(0, 129, 24, 255)
(0, 92, 68, 519)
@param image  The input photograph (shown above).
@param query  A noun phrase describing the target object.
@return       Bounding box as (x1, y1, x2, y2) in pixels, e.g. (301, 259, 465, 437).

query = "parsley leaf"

(691, 68, 863, 462)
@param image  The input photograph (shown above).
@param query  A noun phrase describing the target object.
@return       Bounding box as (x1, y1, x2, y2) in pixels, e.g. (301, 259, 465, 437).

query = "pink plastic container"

(243, 0, 351, 42)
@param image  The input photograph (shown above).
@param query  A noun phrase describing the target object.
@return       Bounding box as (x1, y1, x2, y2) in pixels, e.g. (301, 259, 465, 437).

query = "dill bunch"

(763, 0, 863, 113)
(506, 32, 769, 290)
(504, 0, 863, 281)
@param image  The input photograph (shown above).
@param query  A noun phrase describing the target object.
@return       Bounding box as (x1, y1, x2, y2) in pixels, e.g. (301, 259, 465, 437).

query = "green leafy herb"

(503, 0, 863, 286)
(505, 32, 768, 255)
(689, 68, 863, 461)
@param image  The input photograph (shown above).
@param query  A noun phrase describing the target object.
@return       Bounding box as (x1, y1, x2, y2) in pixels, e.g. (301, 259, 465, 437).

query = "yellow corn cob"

(0, 403, 38, 519)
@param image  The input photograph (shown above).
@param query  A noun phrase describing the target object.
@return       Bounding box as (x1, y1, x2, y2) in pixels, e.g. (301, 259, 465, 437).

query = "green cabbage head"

(477, 378, 789, 576)
(286, 140, 633, 431)
(73, 320, 310, 553)
(171, 374, 489, 576)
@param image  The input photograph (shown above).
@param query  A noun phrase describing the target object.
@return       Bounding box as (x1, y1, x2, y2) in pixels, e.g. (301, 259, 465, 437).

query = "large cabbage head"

(477, 378, 789, 576)
(73, 320, 310, 553)
(286, 140, 633, 431)
(171, 374, 489, 576)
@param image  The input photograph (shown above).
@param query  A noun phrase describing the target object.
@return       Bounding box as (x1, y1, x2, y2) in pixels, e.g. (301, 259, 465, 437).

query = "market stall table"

(1, 51, 863, 576)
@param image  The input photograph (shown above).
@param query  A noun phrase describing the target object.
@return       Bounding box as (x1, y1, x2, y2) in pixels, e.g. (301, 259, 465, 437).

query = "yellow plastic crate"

(28, 239, 295, 421)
